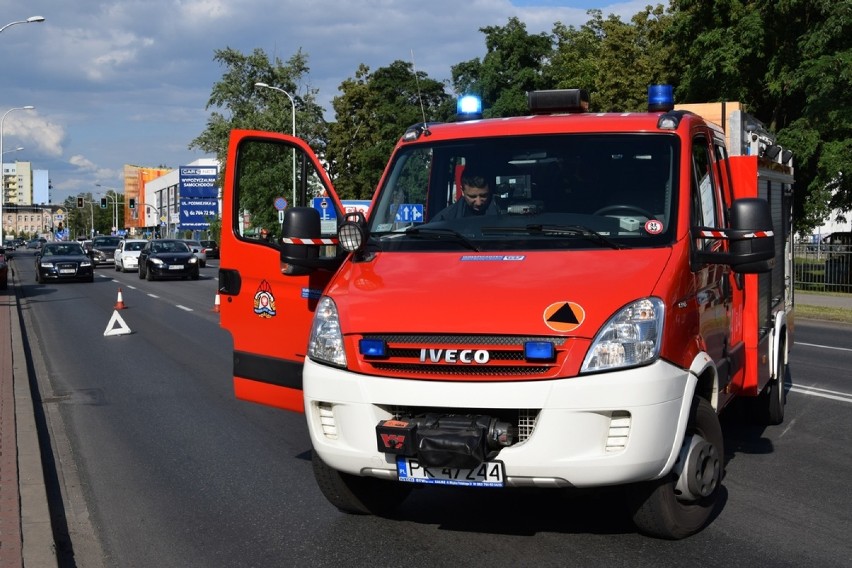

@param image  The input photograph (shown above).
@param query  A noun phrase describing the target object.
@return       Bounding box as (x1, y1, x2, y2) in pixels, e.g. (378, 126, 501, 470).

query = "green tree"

(189, 47, 326, 189)
(666, 0, 851, 235)
(452, 17, 552, 117)
(325, 60, 453, 200)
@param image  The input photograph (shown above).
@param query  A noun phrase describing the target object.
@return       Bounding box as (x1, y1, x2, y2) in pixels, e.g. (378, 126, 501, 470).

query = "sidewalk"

(0, 264, 57, 568)
(0, 261, 849, 567)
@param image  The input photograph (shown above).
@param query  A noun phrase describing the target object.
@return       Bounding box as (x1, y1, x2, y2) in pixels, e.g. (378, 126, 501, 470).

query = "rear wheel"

(751, 337, 787, 425)
(626, 397, 723, 539)
(311, 451, 412, 516)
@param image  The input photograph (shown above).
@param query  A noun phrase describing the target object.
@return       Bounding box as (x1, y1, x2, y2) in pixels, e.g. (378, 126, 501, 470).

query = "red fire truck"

(218, 86, 794, 539)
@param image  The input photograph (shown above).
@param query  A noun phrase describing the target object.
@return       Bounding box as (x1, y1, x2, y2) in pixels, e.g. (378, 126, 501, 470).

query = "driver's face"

(461, 184, 491, 211)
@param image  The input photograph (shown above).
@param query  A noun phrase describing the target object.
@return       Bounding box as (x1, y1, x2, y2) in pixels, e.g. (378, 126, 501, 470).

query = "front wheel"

(311, 451, 412, 516)
(626, 397, 723, 539)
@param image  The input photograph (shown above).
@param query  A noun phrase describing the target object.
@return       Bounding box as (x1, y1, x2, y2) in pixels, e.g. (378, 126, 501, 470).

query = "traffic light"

(128, 198, 136, 209)
(100, 197, 107, 208)
(77, 197, 84, 208)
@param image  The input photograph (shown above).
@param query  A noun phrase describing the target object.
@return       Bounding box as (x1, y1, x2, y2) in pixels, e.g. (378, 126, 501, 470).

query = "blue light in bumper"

(359, 338, 387, 358)
(524, 341, 555, 362)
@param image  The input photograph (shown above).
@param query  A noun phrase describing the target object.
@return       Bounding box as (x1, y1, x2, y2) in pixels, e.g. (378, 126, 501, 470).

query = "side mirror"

(692, 197, 775, 273)
(728, 198, 775, 273)
(279, 207, 344, 274)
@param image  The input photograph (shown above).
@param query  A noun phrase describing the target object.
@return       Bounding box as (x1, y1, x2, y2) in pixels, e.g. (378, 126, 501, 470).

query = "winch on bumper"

(376, 414, 515, 469)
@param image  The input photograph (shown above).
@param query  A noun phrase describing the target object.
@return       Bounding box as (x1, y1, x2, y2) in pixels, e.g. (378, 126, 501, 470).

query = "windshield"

(368, 133, 678, 252)
(93, 236, 122, 248)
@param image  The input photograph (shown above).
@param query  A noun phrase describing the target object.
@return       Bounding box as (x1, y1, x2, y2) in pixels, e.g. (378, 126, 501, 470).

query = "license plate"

(168, 264, 184, 270)
(397, 457, 504, 487)
(59, 268, 75, 274)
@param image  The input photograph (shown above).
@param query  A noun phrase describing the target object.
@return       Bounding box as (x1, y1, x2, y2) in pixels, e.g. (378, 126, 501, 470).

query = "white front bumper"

(304, 358, 696, 488)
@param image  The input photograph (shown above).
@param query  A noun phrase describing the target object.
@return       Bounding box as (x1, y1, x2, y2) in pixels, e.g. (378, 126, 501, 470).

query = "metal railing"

(793, 244, 852, 294)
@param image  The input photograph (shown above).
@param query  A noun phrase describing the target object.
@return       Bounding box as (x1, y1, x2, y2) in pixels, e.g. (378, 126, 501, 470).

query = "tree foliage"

(325, 61, 453, 199)
(189, 47, 326, 184)
(452, 17, 551, 117)
(666, 0, 851, 234)
(194, 3, 849, 234)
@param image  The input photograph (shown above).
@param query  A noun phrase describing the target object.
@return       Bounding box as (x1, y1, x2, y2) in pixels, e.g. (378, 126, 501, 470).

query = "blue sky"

(0, 0, 651, 203)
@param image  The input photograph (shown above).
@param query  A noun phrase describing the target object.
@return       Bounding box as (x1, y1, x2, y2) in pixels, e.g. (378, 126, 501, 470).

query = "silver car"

(114, 239, 148, 272)
(182, 239, 207, 268)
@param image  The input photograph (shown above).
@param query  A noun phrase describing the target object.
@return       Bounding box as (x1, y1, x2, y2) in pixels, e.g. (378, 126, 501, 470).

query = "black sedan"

(35, 242, 95, 283)
(138, 239, 200, 281)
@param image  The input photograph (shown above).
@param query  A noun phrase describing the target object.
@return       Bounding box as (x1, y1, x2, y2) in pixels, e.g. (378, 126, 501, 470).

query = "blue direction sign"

(312, 197, 336, 221)
(395, 204, 424, 223)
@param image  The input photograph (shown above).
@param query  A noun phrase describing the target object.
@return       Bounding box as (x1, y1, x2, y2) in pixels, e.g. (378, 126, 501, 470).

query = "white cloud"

(1, 0, 644, 203)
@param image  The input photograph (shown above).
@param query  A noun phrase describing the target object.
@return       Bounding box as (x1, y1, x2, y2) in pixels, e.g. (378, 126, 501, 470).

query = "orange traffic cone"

(213, 293, 220, 313)
(115, 287, 126, 310)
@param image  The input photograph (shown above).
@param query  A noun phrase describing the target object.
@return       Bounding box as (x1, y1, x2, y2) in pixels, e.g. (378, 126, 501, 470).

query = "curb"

(6, 262, 58, 567)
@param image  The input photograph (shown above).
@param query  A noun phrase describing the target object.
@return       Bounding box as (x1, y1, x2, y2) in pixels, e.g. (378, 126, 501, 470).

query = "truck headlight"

(581, 297, 664, 373)
(308, 296, 347, 367)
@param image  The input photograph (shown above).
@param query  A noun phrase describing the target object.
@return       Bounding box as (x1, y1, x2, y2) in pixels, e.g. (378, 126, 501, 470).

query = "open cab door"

(218, 130, 346, 412)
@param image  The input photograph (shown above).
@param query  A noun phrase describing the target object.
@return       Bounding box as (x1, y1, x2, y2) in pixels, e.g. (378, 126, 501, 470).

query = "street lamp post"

(0, 16, 45, 34)
(254, 82, 297, 205)
(0, 105, 35, 244)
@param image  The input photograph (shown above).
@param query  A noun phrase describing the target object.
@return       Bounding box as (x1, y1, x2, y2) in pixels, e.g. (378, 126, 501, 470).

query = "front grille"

(359, 334, 568, 379)
(56, 262, 78, 271)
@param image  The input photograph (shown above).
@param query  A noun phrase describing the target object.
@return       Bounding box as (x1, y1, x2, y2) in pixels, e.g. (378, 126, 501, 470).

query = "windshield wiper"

(481, 224, 625, 249)
(404, 226, 481, 251)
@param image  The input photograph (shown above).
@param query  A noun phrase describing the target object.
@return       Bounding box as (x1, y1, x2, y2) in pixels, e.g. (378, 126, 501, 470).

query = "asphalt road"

(11, 249, 852, 568)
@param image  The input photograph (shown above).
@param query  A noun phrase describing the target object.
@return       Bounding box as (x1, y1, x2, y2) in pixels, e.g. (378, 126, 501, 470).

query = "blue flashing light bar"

(457, 95, 483, 120)
(648, 84, 674, 112)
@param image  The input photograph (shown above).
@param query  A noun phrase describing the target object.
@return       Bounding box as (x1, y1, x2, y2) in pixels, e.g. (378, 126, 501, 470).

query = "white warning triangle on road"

(103, 310, 132, 336)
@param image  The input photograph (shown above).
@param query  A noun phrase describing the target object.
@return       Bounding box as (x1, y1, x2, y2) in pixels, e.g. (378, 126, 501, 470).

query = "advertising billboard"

(179, 164, 219, 230)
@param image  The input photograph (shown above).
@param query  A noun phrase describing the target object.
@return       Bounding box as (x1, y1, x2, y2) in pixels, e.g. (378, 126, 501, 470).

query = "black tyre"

(627, 397, 723, 539)
(311, 451, 411, 516)
(146, 267, 155, 281)
(751, 337, 787, 425)
(138, 265, 145, 279)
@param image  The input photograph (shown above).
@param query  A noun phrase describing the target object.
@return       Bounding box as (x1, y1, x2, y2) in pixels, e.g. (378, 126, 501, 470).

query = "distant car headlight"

(188, 257, 198, 264)
(581, 297, 664, 373)
(80, 260, 92, 267)
(150, 258, 164, 265)
(40, 262, 54, 268)
(308, 296, 347, 367)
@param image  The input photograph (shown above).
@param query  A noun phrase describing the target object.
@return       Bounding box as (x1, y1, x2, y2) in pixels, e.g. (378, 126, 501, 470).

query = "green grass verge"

(796, 304, 852, 325)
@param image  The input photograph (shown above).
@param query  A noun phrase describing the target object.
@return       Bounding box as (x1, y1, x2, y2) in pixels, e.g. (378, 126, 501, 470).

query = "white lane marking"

(790, 385, 852, 404)
(176, 305, 193, 312)
(796, 341, 852, 353)
(147, 293, 160, 299)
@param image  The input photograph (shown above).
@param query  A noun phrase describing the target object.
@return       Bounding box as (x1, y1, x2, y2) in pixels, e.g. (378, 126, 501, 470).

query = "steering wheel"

(594, 204, 657, 220)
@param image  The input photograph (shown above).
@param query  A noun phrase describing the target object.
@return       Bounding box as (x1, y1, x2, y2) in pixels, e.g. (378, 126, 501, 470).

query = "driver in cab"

(432, 167, 500, 221)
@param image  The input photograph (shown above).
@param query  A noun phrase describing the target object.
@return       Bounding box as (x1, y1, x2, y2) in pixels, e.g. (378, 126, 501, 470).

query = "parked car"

(138, 239, 199, 281)
(0, 251, 8, 289)
(200, 240, 219, 259)
(181, 239, 207, 267)
(114, 239, 148, 272)
(34, 242, 94, 283)
(91, 235, 123, 267)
